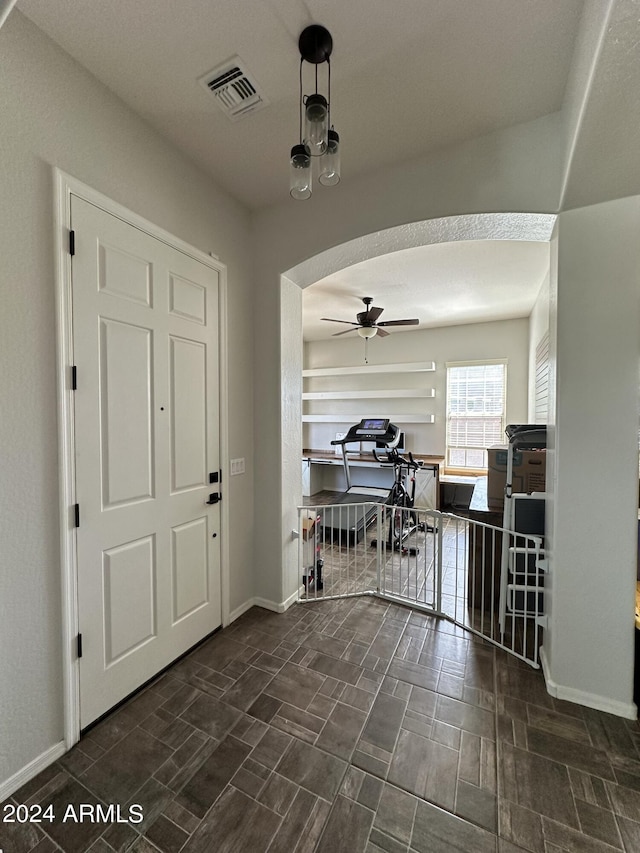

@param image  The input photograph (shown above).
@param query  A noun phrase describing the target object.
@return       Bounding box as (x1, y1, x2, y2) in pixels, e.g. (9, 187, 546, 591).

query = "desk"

(303, 450, 443, 508)
(467, 477, 503, 612)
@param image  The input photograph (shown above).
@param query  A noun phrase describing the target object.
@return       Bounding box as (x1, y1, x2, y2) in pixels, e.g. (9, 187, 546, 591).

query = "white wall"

(0, 12, 254, 793)
(543, 196, 640, 717)
(304, 318, 530, 456)
(253, 116, 565, 615)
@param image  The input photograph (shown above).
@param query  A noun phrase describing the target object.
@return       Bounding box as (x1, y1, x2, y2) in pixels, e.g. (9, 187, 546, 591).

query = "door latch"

(206, 493, 221, 505)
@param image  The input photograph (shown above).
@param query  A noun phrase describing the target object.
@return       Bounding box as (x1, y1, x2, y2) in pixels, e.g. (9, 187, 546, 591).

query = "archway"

(278, 212, 556, 603)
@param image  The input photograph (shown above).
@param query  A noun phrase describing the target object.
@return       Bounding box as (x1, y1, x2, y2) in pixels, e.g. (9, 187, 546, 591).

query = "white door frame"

(53, 169, 230, 747)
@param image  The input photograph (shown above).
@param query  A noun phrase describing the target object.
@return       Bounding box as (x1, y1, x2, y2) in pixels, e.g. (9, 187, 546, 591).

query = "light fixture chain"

(299, 57, 303, 144)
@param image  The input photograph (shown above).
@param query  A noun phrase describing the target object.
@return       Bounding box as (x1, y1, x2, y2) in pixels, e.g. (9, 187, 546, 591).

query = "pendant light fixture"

(290, 25, 340, 200)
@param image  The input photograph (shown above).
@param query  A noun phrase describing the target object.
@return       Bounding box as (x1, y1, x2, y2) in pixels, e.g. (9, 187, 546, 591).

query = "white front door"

(71, 196, 222, 728)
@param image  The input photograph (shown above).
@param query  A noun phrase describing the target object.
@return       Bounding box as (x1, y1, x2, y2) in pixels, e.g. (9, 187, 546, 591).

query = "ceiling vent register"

(199, 57, 268, 121)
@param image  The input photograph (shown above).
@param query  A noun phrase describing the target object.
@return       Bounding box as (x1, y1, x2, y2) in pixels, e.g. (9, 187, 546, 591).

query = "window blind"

(446, 362, 506, 469)
(534, 331, 550, 424)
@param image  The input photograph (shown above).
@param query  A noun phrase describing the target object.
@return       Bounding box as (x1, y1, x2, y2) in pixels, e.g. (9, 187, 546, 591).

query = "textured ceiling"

(302, 239, 550, 341)
(17, 0, 584, 210)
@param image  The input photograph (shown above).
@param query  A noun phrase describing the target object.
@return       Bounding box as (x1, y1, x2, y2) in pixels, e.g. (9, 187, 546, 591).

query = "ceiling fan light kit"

(290, 25, 340, 199)
(321, 297, 419, 361)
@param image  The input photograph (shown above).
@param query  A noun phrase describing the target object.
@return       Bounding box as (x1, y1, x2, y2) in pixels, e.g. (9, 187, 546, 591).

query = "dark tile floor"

(3, 595, 640, 853)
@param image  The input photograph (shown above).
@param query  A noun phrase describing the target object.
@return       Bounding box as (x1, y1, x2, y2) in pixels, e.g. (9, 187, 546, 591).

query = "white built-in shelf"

(302, 389, 435, 401)
(302, 361, 435, 378)
(303, 414, 435, 424)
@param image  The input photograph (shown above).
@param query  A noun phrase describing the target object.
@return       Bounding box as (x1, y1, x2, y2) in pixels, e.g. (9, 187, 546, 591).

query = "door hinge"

(77, 633, 83, 658)
(71, 365, 77, 390)
(74, 503, 80, 528)
(69, 229, 75, 256)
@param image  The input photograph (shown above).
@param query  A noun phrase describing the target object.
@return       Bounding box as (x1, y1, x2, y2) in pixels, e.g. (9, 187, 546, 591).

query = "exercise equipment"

(322, 419, 401, 544)
(370, 446, 436, 553)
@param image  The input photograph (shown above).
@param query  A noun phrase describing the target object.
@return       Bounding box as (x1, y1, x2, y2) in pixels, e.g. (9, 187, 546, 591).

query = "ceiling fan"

(321, 297, 419, 338)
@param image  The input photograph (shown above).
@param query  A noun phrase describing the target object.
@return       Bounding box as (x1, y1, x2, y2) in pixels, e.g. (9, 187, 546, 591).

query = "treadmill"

(321, 419, 401, 545)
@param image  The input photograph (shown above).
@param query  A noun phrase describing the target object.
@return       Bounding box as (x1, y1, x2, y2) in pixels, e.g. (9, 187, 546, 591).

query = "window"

(534, 331, 550, 424)
(446, 362, 507, 471)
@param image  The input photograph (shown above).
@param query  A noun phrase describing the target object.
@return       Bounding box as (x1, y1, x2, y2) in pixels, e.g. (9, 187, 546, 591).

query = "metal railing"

(298, 501, 546, 667)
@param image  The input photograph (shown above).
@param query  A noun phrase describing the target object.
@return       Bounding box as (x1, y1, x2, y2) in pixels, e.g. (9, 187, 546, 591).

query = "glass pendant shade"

(318, 129, 340, 186)
(304, 94, 328, 155)
(357, 326, 377, 338)
(289, 144, 312, 200)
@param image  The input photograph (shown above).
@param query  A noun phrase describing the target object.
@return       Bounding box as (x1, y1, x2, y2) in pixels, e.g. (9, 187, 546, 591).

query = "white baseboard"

(540, 645, 637, 720)
(0, 741, 67, 802)
(226, 597, 259, 624)
(227, 591, 299, 623)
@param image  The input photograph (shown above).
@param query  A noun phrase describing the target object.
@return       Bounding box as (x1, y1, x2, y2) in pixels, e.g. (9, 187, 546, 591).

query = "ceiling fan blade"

(377, 318, 420, 327)
(358, 305, 383, 324)
(376, 327, 390, 337)
(321, 318, 360, 325)
(332, 327, 358, 336)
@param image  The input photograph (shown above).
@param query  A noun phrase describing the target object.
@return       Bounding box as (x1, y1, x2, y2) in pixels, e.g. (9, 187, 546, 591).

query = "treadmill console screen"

(356, 418, 389, 435)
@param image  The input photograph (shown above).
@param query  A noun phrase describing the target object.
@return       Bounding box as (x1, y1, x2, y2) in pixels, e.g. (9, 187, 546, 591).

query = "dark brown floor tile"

(248, 693, 282, 724)
(80, 728, 173, 803)
(251, 727, 293, 770)
(526, 726, 615, 780)
(411, 798, 497, 853)
(352, 749, 390, 778)
(501, 743, 578, 828)
(316, 702, 368, 759)
(459, 731, 482, 786)
(435, 695, 494, 741)
(569, 769, 611, 810)
(306, 651, 364, 685)
(231, 713, 269, 746)
(526, 705, 590, 744)
(314, 795, 374, 853)
(360, 692, 406, 755)
(387, 729, 458, 810)
(368, 826, 409, 853)
(606, 780, 640, 820)
(456, 780, 497, 833)
(276, 738, 348, 801)
(182, 786, 280, 853)
(302, 631, 351, 659)
(0, 814, 43, 853)
(175, 736, 251, 818)
(386, 659, 439, 691)
(231, 764, 269, 798)
(617, 815, 640, 852)
(162, 800, 200, 835)
(374, 782, 417, 844)
(222, 666, 274, 711)
(154, 731, 215, 791)
(264, 661, 326, 710)
(496, 663, 554, 710)
(542, 816, 624, 853)
(338, 683, 376, 713)
(30, 776, 106, 853)
(190, 636, 252, 672)
(180, 692, 242, 739)
(498, 799, 544, 853)
(583, 709, 640, 761)
(144, 814, 189, 853)
(258, 772, 298, 816)
(575, 799, 623, 848)
(357, 774, 384, 811)
(266, 787, 330, 853)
